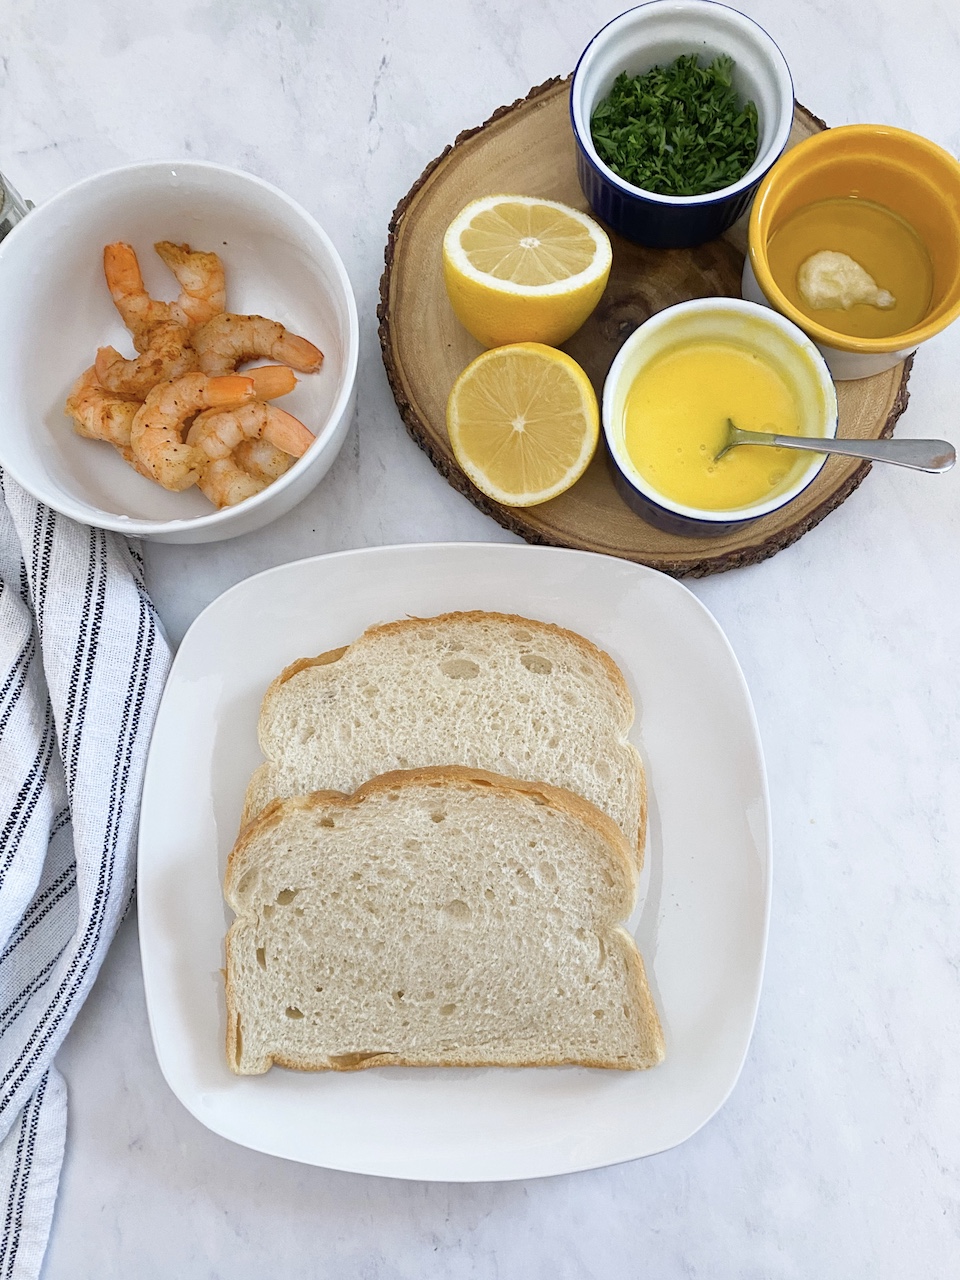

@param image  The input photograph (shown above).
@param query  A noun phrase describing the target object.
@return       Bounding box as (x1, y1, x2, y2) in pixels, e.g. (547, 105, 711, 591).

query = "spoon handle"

(738, 428, 956, 474)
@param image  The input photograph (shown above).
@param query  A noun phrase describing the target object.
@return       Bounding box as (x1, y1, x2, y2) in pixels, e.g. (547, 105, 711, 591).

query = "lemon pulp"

(623, 341, 811, 511)
(447, 343, 599, 507)
(459, 202, 601, 284)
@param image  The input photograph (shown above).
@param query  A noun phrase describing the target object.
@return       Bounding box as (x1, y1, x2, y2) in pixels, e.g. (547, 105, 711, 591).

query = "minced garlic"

(797, 250, 896, 311)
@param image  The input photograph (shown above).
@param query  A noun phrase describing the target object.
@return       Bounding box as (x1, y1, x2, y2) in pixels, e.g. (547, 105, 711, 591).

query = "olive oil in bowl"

(766, 196, 933, 339)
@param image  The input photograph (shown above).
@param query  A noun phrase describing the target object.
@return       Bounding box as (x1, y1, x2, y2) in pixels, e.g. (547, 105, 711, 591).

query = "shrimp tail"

(262, 405, 315, 457)
(246, 365, 298, 399)
(103, 242, 176, 341)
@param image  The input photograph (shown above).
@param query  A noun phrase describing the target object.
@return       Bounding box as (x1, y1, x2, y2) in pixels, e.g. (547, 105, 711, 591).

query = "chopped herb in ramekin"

(590, 54, 759, 197)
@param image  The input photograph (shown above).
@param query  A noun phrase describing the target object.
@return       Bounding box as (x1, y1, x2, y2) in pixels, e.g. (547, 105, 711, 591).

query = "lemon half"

(447, 342, 599, 507)
(442, 196, 613, 348)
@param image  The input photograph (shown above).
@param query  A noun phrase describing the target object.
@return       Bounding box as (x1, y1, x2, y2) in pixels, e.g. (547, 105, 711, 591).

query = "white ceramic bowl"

(602, 297, 838, 536)
(570, 0, 795, 248)
(0, 161, 359, 543)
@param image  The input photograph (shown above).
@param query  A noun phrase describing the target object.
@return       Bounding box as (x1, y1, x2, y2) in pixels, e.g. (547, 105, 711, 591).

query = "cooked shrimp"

(116, 444, 157, 481)
(95, 321, 198, 398)
(103, 242, 178, 347)
(154, 241, 227, 329)
(64, 367, 140, 447)
(192, 314, 323, 375)
(131, 372, 255, 491)
(246, 365, 298, 399)
(198, 457, 269, 509)
(186, 400, 315, 460)
(233, 438, 294, 482)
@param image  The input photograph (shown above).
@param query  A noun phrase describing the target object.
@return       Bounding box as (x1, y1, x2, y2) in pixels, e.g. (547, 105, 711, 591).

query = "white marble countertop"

(3, 0, 959, 1274)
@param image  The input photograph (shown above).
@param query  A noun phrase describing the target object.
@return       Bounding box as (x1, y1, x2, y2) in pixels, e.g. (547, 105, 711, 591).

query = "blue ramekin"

(570, 1, 795, 250)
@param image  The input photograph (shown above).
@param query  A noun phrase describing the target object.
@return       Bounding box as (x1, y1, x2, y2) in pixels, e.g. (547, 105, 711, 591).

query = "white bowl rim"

(570, 0, 795, 208)
(602, 296, 839, 523)
(0, 158, 360, 537)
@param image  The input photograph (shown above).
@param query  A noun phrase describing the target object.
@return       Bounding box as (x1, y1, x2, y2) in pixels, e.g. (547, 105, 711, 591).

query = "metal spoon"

(715, 419, 955, 473)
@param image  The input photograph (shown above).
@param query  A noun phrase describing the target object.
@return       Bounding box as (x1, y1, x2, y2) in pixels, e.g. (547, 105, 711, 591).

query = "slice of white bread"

(224, 767, 665, 1074)
(241, 612, 646, 865)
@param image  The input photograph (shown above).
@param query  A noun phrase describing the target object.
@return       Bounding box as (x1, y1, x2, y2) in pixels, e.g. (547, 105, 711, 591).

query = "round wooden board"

(378, 77, 911, 577)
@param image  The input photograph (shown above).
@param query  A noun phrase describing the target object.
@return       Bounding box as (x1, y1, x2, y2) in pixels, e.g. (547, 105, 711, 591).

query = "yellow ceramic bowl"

(742, 124, 960, 379)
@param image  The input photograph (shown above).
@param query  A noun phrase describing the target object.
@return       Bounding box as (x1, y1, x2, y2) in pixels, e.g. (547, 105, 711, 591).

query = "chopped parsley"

(590, 54, 759, 197)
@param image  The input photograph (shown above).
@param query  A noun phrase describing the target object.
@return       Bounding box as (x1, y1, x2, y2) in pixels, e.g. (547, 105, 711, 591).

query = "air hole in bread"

(403, 838, 421, 851)
(393, 990, 405, 1002)
(443, 899, 471, 922)
(320, 817, 335, 829)
(237, 871, 255, 897)
(515, 869, 535, 892)
(511, 628, 533, 642)
(447, 640, 464, 651)
(440, 1003, 457, 1016)
(361, 685, 378, 698)
(484, 887, 495, 902)
(439, 657, 480, 679)
(540, 862, 558, 885)
(262, 904, 275, 919)
(285, 1006, 304, 1019)
(424, 990, 436, 1001)
(256, 947, 266, 970)
(597, 936, 607, 967)
(350, 871, 361, 881)
(547, 736, 560, 749)
(594, 759, 613, 781)
(330, 1051, 394, 1067)
(593, 1009, 605, 1020)
(276, 888, 298, 905)
(431, 811, 446, 823)
(387, 792, 400, 801)
(416, 629, 435, 640)
(314, 646, 347, 667)
(520, 653, 553, 675)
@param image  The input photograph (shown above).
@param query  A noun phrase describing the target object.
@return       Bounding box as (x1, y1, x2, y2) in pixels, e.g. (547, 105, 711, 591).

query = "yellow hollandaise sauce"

(766, 196, 933, 339)
(623, 340, 812, 511)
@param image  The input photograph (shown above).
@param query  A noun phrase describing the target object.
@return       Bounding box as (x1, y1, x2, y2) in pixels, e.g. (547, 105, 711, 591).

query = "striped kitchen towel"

(0, 470, 171, 1278)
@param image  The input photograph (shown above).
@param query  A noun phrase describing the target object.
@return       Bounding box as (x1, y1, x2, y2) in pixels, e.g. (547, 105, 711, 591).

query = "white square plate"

(138, 543, 771, 1180)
